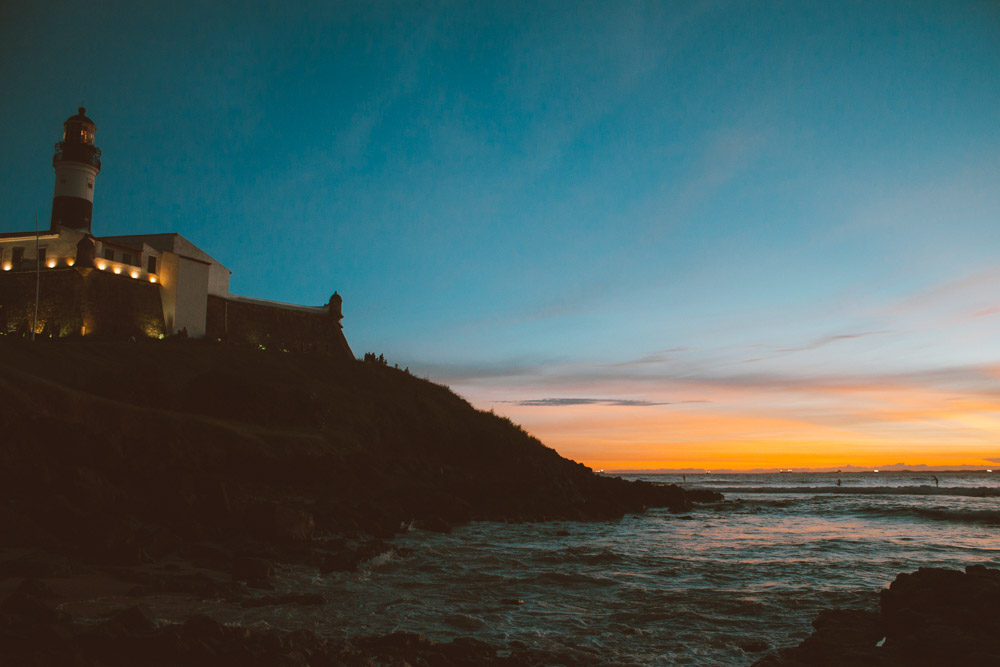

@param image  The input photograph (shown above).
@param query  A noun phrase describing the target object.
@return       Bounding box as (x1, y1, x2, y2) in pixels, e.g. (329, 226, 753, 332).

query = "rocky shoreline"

(4, 564, 998, 665)
(753, 565, 1000, 667)
(0, 339, 721, 664)
(6, 341, 996, 665)
(1, 575, 577, 666)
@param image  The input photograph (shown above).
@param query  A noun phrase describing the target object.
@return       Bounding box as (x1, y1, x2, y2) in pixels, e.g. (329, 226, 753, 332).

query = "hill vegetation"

(0, 338, 706, 566)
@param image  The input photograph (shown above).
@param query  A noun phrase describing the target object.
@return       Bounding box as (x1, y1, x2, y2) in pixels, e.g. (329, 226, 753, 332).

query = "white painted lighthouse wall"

(52, 163, 99, 202)
(154, 253, 210, 337)
(173, 256, 210, 338)
(169, 234, 231, 296)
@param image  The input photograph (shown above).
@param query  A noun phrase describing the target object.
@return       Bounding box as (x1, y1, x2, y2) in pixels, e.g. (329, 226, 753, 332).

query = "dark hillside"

(0, 339, 709, 564)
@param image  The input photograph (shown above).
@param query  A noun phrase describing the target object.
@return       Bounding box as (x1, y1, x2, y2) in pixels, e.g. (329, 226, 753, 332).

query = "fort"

(0, 108, 353, 358)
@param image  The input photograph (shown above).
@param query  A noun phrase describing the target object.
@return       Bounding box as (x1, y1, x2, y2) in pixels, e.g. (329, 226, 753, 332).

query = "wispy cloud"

(423, 353, 1000, 399)
(509, 398, 671, 407)
(970, 306, 1000, 320)
(776, 331, 889, 354)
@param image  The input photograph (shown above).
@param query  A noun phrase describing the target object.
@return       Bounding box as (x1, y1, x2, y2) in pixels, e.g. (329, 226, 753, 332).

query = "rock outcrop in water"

(752, 565, 1000, 666)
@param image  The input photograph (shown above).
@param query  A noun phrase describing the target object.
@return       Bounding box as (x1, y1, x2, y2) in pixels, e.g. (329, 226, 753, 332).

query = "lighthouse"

(50, 107, 101, 233)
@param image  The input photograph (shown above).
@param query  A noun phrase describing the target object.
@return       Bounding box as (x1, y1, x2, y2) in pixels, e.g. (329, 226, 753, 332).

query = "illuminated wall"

(0, 228, 87, 272)
(0, 266, 165, 339)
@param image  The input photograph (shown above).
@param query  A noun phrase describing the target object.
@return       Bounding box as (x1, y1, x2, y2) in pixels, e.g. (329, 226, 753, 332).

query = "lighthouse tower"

(50, 107, 101, 233)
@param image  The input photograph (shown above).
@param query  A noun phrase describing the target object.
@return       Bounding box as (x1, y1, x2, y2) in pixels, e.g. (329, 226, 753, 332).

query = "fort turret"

(50, 107, 102, 233)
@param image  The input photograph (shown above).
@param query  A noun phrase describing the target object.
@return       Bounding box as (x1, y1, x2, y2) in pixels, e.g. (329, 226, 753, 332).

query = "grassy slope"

(0, 339, 690, 561)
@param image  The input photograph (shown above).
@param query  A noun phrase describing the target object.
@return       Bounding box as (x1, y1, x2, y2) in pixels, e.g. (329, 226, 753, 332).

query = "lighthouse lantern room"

(50, 107, 102, 233)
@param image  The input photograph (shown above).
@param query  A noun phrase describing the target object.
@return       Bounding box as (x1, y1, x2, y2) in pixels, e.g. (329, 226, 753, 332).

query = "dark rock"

(0, 550, 78, 578)
(188, 541, 233, 569)
(98, 604, 158, 637)
(273, 504, 315, 542)
(181, 613, 229, 642)
(435, 636, 498, 664)
(232, 555, 273, 583)
(878, 565, 1000, 665)
(685, 488, 725, 503)
(415, 515, 452, 533)
(0, 578, 72, 626)
(754, 566, 1000, 666)
(738, 638, 770, 653)
(750, 608, 885, 666)
(3, 577, 55, 599)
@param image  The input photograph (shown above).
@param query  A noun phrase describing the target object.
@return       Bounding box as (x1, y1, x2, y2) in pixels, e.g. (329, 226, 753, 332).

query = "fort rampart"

(0, 269, 353, 359)
(205, 294, 352, 357)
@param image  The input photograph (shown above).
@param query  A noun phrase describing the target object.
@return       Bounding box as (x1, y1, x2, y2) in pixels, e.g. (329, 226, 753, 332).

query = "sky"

(2, 1, 999, 470)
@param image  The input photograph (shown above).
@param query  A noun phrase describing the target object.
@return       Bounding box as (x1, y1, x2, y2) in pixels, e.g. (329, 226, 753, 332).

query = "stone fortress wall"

(0, 266, 353, 359)
(205, 294, 352, 357)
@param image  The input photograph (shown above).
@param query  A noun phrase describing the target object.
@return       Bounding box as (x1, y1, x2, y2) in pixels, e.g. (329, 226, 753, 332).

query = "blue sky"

(2, 1, 999, 467)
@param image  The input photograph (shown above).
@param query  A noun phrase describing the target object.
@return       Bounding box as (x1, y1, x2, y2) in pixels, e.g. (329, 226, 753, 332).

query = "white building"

(0, 108, 232, 338)
(2, 107, 349, 356)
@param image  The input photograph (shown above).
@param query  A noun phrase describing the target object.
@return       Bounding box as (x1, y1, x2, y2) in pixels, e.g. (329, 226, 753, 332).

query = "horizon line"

(604, 465, 997, 474)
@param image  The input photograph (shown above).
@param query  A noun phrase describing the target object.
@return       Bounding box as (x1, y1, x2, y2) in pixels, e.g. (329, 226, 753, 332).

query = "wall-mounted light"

(2, 264, 10, 271)
(149, 275, 158, 283)
(113, 266, 122, 275)
(46, 259, 57, 268)
(97, 262, 107, 270)
(130, 270, 139, 279)
(66, 258, 75, 266)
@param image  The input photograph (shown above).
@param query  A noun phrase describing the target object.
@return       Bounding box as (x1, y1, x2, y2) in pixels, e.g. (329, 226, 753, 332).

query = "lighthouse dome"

(66, 107, 95, 125)
(62, 107, 97, 146)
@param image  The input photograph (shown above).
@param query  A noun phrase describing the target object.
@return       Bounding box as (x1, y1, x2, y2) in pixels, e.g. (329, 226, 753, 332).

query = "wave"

(855, 505, 1000, 526)
(697, 485, 1000, 497)
(535, 546, 622, 566)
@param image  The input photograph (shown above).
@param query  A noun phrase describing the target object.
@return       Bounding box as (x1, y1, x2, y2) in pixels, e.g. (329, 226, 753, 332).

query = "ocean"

(64, 471, 1000, 665)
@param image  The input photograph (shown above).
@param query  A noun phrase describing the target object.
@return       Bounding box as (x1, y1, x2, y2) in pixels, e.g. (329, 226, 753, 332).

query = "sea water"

(68, 471, 1000, 665)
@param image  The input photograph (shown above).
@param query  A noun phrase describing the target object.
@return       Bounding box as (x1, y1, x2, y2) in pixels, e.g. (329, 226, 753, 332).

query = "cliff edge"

(0, 339, 712, 566)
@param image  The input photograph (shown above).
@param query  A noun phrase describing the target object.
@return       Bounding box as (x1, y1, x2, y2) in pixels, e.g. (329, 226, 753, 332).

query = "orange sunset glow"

(453, 359, 1000, 471)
